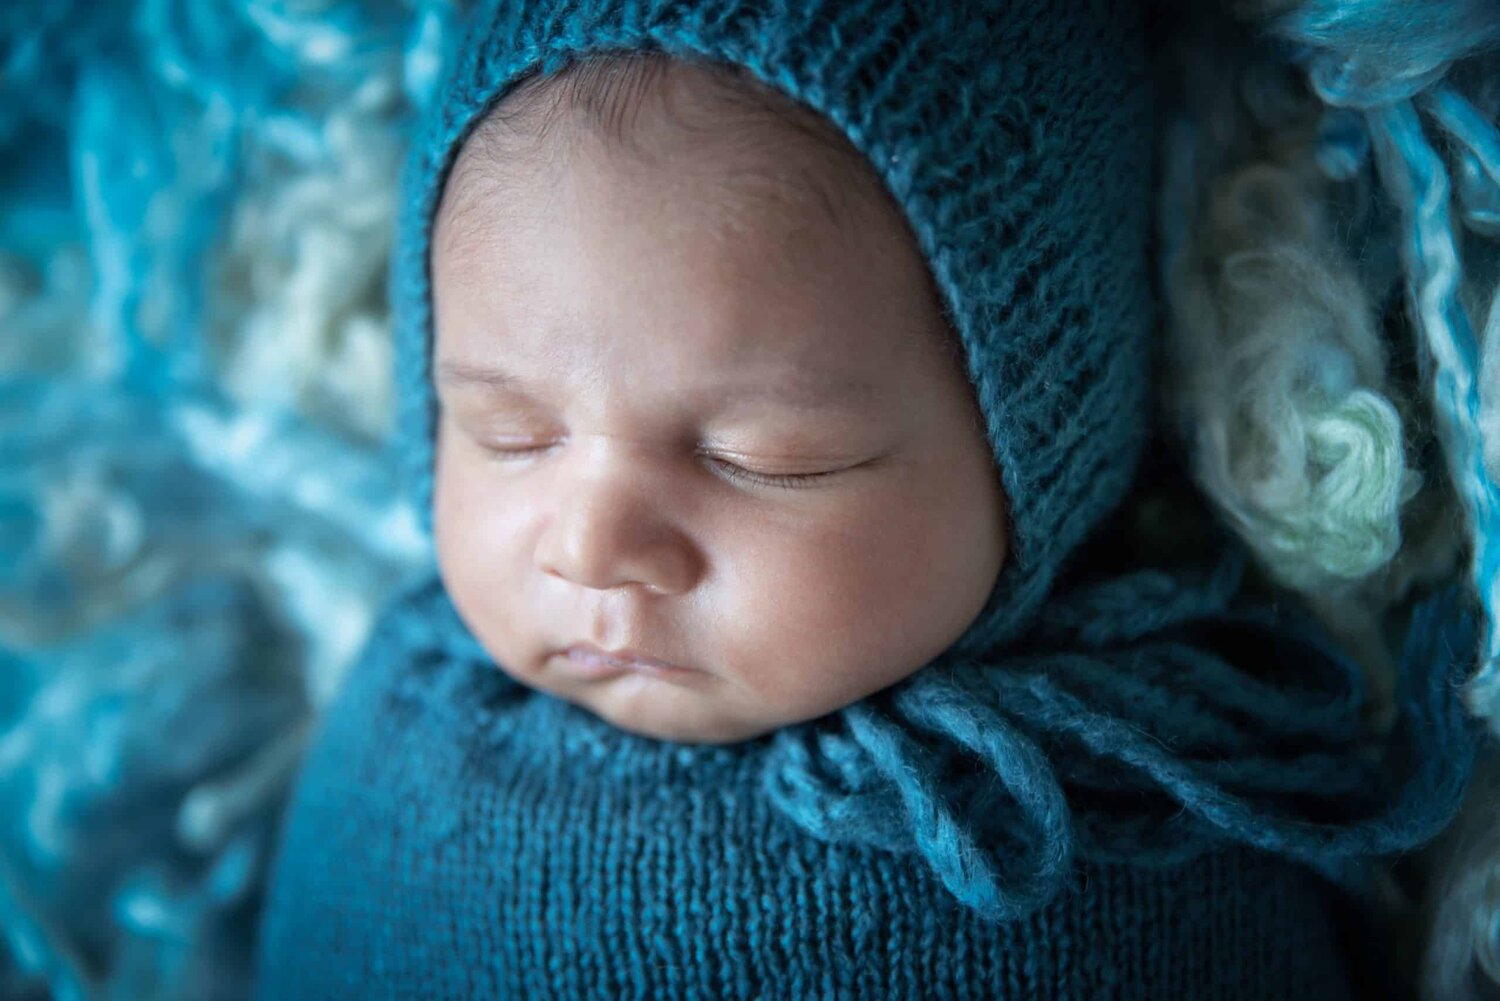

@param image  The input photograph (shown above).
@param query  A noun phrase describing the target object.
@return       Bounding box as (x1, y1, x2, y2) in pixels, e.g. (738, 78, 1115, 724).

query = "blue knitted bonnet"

(391, 0, 1158, 656)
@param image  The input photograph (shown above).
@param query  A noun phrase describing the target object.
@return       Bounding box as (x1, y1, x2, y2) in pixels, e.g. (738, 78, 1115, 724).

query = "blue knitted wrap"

(257, 0, 1487, 995)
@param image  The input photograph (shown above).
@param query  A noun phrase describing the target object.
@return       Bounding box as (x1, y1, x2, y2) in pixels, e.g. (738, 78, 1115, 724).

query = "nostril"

(537, 530, 700, 596)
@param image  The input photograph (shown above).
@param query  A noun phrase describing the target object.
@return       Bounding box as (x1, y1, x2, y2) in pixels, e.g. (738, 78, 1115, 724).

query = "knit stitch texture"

(256, 0, 1486, 996)
(259, 575, 1367, 1000)
(257, 531, 1480, 997)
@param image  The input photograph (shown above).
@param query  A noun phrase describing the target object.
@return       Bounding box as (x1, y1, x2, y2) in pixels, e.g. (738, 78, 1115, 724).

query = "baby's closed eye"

(448, 418, 884, 491)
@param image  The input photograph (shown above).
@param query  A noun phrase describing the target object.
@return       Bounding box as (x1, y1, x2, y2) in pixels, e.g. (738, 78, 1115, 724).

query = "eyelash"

(479, 442, 837, 489)
(706, 459, 833, 490)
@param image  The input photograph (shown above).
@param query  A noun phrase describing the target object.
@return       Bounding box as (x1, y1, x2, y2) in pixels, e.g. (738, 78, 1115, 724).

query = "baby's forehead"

(428, 52, 967, 392)
(435, 53, 890, 253)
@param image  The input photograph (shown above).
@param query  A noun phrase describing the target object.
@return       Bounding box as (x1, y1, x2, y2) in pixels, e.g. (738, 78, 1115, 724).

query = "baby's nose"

(534, 454, 701, 596)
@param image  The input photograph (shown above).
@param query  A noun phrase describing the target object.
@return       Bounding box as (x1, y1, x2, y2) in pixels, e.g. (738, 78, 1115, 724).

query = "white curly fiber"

(1162, 4, 1500, 999)
(1168, 157, 1420, 594)
(210, 53, 409, 442)
(1162, 75, 1420, 601)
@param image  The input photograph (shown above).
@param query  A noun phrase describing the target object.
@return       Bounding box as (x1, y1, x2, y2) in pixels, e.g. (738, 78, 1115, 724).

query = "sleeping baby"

(255, 0, 1482, 997)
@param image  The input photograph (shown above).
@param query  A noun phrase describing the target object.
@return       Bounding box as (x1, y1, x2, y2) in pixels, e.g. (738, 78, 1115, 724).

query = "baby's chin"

(594, 695, 772, 746)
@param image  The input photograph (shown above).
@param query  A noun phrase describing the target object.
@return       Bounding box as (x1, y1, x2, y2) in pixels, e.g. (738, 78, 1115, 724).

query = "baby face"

(430, 62, 1006, 745)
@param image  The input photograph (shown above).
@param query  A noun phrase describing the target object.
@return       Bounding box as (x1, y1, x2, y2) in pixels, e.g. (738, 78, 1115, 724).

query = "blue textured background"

(6, 0, 1500, 997)
(0, 2, 459, 997)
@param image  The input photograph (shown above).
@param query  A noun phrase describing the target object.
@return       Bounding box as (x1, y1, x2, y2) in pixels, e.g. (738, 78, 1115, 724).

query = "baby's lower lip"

(560, 647, 701, 682)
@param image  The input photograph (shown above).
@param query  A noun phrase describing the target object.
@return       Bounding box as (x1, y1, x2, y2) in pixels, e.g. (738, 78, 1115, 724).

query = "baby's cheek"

(433, 445, 533, 658)
(729, 493, 952, 712)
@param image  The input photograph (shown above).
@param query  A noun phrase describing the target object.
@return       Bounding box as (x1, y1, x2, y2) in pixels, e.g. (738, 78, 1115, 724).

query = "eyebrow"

(437, 362, 525, 392)
(436, 360, 878, 413)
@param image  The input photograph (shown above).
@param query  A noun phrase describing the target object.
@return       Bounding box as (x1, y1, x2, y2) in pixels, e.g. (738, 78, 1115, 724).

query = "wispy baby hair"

(438, 52, 890, 260)
(432, 49, 970, 375)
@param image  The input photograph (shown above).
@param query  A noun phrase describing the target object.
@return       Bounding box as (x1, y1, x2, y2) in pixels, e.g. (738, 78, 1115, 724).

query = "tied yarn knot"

(761, 538, 1482, 922)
